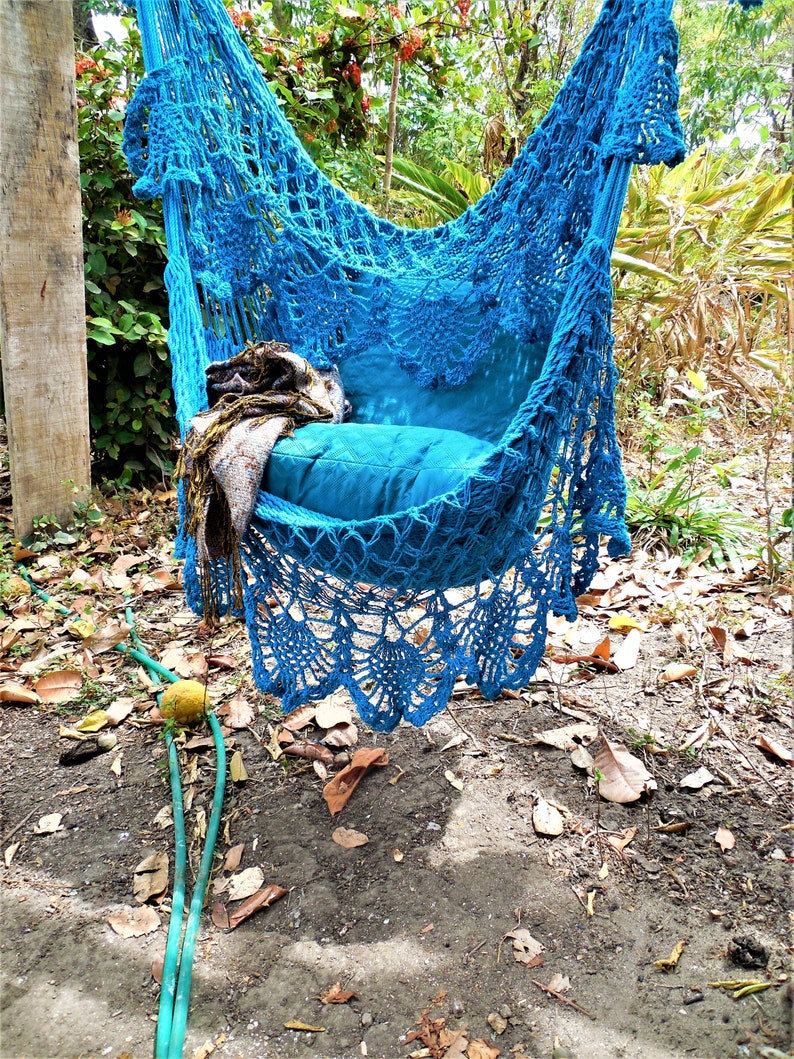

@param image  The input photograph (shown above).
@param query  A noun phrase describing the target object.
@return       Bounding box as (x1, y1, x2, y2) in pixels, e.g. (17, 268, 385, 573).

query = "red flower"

(361, 94, 371, 114)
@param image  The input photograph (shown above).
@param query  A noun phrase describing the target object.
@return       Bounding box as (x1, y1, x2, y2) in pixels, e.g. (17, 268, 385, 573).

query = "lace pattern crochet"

(125, 0, 687, 730)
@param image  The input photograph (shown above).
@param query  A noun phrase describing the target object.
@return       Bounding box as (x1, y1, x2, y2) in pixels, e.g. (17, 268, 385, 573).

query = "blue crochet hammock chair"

(124, 0, 697, 731)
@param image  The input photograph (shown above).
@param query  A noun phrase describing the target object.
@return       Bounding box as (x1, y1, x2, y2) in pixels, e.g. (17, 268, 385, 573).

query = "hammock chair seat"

(265, 330, 548, 522)
(125, 0, 693, 730)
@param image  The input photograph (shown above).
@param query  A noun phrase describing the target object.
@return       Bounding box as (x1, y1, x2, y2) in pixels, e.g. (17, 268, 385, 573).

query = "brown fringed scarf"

(175, 341, 348, 624)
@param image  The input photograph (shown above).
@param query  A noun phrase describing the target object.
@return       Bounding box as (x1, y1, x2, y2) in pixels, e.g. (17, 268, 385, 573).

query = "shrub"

(76, 32, 174, 486)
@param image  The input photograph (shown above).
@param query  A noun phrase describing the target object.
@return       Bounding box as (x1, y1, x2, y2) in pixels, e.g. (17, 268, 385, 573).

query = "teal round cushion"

(263, 422, 495, 522)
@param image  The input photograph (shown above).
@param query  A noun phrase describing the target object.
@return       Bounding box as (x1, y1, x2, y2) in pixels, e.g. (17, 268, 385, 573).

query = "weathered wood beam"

(0, 0, 91, 538)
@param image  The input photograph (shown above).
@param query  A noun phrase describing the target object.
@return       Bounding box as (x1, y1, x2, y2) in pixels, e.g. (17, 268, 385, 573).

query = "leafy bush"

(76, 32, 174, 487)
(612, 150, 792, 398)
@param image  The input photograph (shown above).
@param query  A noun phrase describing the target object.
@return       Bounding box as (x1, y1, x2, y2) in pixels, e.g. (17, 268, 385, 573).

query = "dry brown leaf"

(105, 697, 136, 726)
(322, 722, 359, 748)
(332, 827, 370, 849)
(755, 733, 794, 766)
(151, 952, 165, 985)
(108, 905, 161, 938)
(34, 669, 82, 704)
(0, 682, 40, 705)
(228, 884, 287, 929)
(444, 769, 464, 792)
(653, 939, 687, 972)
(534, 722, 598, 751)
(5, 841, 21, 867)
(133, 851, 169, 903)
(594, 735, 657, 804)
(323, 747, 389, 815)
(224, 843, 245, 872)
(282, 704, 318, 732)
(218, 697, 256, 730)
(505, 927, 545, 967)
(319, 982, 357, 1005)
(211, 901, 230, 930)
(660, 663, 698, 683)
(314, 698, 353, 729)
(283, 1021, 325, 1033)
(84, 620, 131, 654)
(715, 826, 736, 852)
(532, 798, 564, 837)
(606, 826, 638, 852)
(465, 1037, 497, 1054)
(283, 741, 334, 764)
(206, 654, 237, 670)
(227, 866, 264, 901)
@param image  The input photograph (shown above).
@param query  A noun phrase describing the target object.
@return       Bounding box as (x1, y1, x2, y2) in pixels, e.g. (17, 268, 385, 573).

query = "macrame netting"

(124, 0, 688, 731)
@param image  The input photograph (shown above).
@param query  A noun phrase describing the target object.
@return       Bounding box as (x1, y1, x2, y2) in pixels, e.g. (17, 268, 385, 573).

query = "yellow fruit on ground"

(160, 680, 209, 724)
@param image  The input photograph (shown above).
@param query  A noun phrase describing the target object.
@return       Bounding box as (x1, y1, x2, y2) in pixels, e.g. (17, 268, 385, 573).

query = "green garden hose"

(16, 564, 226, 1058)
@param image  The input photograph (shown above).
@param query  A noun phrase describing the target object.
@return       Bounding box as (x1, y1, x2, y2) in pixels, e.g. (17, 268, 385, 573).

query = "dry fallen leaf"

(755, 733, 794, 767)
(211, 901, 230, 929)
(444, 769, 464, 792)
(323, 747, 389, 815)
(532, 798, 564, 837)
(283, 1021, 326, 1033)
(218, 696, 256, 730)
(33, 813, 64, 835)
(653, 939, 687, 972)
(547, 972, 571, 993)
(229, 751, 248, 783)
(660, 663, 698, 683)
(0, 682, 40, 705)
(228, 884, 287, 929)
(322, 722, 359, 748)
(227, 866, 264, 901)
(611, 628, 642, 671)
(76, 710, 108, 733)
(569, 745, 595, 773)
(34, 670, 82, 704)
(319, 982, 357, 1005)
(466, 1040, 500, 1059)
(679, 766, 715, 790)
(224, 843, 245, 872)
(715, 825, 736, 852)
(105, 697, 136, 726)
(5, 842, 21, 867)
(314, 697, 353, 729)
(594, 735, 657, 804)
(133, 851, 169, 903)
(534, 723, 598, 751)
(608, 614, 646, 633)
(84, 620, 131, 654)
(108, 905, 161, 938)
(332, 827, 369, 849)
(282, 704, 318, 732)
(606, 826, 637, 853)
(505, 927, 545, 967)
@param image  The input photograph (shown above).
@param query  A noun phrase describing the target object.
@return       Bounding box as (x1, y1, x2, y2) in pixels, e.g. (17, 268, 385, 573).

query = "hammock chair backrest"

(126, 0, 684, 441)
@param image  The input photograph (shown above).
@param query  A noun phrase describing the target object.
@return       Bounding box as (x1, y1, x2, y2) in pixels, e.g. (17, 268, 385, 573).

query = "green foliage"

(675, 0, 793, 163)
(625, 373, 753, 570)
(76, 33, 174, 486)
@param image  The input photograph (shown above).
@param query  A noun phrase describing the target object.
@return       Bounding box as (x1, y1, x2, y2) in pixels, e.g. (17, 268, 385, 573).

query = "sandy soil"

(1, 533, 792, 1059)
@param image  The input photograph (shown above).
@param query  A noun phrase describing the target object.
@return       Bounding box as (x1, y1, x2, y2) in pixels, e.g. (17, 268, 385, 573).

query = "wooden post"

(0, 0, 91, 538)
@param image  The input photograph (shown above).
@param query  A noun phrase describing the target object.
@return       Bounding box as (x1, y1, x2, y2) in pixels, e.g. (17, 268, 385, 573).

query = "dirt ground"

(1, 458, 793, 1059)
